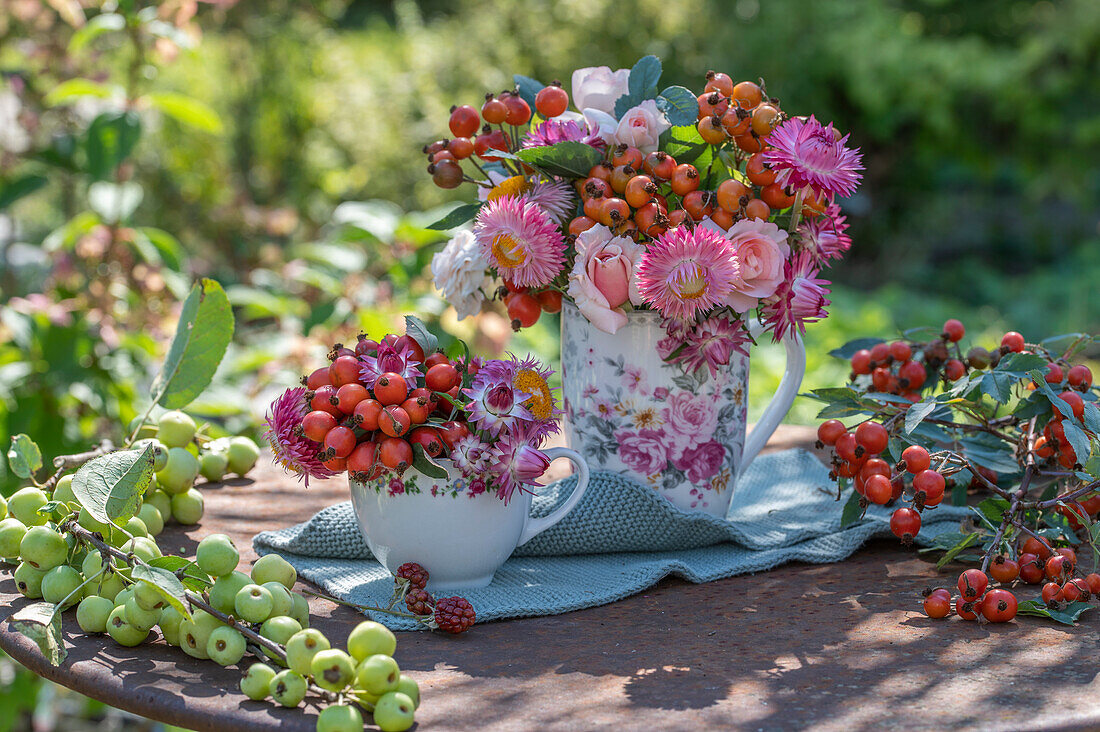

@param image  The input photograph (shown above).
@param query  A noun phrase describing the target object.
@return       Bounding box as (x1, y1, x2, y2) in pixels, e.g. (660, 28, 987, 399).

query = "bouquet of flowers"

(427, 56, 864, 376)
(265, 317, 560, 502)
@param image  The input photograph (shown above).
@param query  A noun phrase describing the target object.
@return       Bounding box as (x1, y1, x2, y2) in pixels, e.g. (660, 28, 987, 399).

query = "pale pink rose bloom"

(615, 429, 669, 476)
(701, 217, 791, 313)
(661, 391, 720, 459)
(567, 224, 644, 334)
(672, 440, 726, 485)
(571, 66, 630, 116)
(613, 100, 671, 154)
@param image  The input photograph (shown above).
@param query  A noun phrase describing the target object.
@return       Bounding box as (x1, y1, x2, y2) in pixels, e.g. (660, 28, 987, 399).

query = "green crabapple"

(355, 654, 401, 696)
(137, 503, 164, 536)
(41, 565, 83, 608)
(259, 616, 302, 662)
(226, 436, 260, 475)
(171, 488, 204, 525)
(8, 487, 49, 526)
(347, 620, 396, 661)
(316, 704, 364, 732)
(20, 525, 69, 570)
(180, 610, 225, 660)
(262, 581, 293, 617)
(14, 562, 46, 598)
(290, 592, 311, 628)
(76, 595, 115, 633)
(251, 553, 297, 590)
(107, 605, 150, 647)
(52, 474, 77, 505)
(124, 596, 161, 632)
(209, 570, 252, 615)
(196, 533, 240, 577)
(396, 675, 420, 709)
(207, 626, 247, 666)
(199, 450, 229, 483)
(270, 669, 308, 708)
(158, 447, 200, 495)
(310, 648, 356, 692)
(240, 662, 277, 701)
(0, 517, 28, 558)
(158, 606, 185, 646)
(156, 410, 197, 448)
(285, 628, 330, 676)
(235, 584, 275, 624)
(373, 691, 416, 732)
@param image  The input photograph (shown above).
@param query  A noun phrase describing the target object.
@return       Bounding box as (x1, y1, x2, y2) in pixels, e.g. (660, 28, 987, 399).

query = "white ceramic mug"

(349, 448, 590, 590)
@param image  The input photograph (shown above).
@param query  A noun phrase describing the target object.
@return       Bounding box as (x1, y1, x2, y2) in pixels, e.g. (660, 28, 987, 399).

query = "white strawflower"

(431, 228, 490, 320)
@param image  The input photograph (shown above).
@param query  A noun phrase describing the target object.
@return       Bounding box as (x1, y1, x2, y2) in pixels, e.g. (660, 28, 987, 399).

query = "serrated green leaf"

(427, 202, 480, 231)
(904, 399, 938, 435)
(840, 489, 862, 528)
(976, 496, 1011, 527)
(613, 55, 662, 117)
(515, 141, 604, 179)
(411, 443, 447, 479)
(980, 371, 1014, 404)
(145, 92, 223, 134)
(655, 85, 698, 126)
(902, 326, 941, 341)
(404, 315, 439, 355)
(11, 603, 66, 666)
(512, 74, 544, 109)
(153, 278, 234, 409)
(149, 555, 212, 593)
(1030, 369, 1075, 419)
(131, 564, 192, 620)
(1016, 600, 1094, 625)
(827, 337, 884, 360)
(1062, 422, 1092, 465)
(661, 125, 709, 164)
(1082, 402, 1100, 434)
(8, 434, 42, 479)
(936, 531, 980, 569)
(1040, 333, 1092, 359)
(994, 352, 1048, 376)
(72, 445, 154, 527)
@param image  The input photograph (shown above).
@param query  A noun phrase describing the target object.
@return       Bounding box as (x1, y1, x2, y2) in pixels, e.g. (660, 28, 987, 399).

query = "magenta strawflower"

(463, 376, 534, 437)
(667, 315, 752, 377)
(474, 354, 560, 442)
(523, 180, 575, 224)
(451, 433, 491, 478)
(359, 340, 421, 389)
(522, 119, 606, 151)
(799, 202, 851, 267)
(489, 432, 551, 504)
(474, 196, 566, 288)
(764, 116, 863, 199)
(264, 387, 337, 487)
(762, 251, 832, 342)
(636, 226, 739, 321)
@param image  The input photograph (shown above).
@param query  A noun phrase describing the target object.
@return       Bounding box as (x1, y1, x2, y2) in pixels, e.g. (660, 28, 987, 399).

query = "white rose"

(431, 229, 489, 320)
(571, 66, 630, 116)
(613, 100, 670, 154)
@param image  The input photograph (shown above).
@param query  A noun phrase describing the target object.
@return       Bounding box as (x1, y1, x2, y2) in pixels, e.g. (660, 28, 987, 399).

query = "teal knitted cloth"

(253, 449, 969, 630)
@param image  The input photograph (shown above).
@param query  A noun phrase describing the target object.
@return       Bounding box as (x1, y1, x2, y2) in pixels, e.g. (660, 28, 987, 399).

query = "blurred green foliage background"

(0, 0, 1098, 727)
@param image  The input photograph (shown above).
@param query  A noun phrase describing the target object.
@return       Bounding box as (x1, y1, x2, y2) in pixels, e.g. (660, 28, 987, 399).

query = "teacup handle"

(739, 319, 807, 480)
(517, 447, 590, 546)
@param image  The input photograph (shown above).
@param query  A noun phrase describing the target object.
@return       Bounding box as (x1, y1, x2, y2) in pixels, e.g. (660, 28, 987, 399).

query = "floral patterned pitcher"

(560, 302, 805, 516)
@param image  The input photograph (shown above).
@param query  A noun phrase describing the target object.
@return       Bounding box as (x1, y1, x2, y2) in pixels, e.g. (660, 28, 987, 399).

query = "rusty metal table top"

(3, 425, 1099, 732)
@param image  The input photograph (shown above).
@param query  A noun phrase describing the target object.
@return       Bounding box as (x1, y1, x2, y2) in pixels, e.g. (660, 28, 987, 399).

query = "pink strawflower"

(523, 180, 575, 224)
(762, 251, 832, 342)
(522, 119, 606, 151)
(450, 434, 491, 478)
(474, 196, 566, 288)
(489, 432, 551, 504)
(636, 226, 740, 321)
(666, 315, 752, 377)
(764, 116, 863, 199)
(264, 387, 337, 487)
(463, 377, 534, 437)
(798, 202, 851, 267)
(359, 340, 421, 389)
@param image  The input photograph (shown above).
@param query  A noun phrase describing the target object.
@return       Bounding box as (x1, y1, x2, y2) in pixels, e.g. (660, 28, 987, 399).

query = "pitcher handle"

(518, 447, 590, 546)
(739, 319, 807, 479)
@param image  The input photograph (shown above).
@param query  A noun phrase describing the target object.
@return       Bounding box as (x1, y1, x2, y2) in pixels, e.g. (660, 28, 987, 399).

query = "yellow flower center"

(672, 264, 708, 300)
(487, 175, 530, 201)
(492, 234, 528, 268)
(513, 368, 553, 421)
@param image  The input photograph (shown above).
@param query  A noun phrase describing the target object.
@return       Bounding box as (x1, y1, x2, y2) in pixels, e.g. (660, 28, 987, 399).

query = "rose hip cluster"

(298, 333, 471, 480)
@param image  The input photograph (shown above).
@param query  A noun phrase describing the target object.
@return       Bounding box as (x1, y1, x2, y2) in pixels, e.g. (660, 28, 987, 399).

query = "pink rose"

(661, 391, 719, 459)
(672, 440, 726, 484)
(567, 224, 644, 334)
(714, 218, 791, 312)
(571, 66, 630, 116)
(615, 429, 668, 476)
(614, 100, 671, 154)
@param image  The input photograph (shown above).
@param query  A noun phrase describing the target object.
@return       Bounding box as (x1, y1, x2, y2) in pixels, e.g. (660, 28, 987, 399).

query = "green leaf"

(976, 496, 1011, 527)
(84, 111, 141, 181)
(655, 85, 699, 127)
(72, 445, 154, 527)
(828, 337, 884, 360)
(87, 181, 143, 223)
(958, 434, 1021, 474)
(1030, 369, 1075, 419)
(145, 92, 224, 134)
(44, 79, 115, 106)
(661, 125, 709, 165)
(411, 443, 448, 479)
(7, 434, 42, 479)
(614, 55, 662, 117)
(69, 12, 125, 52)
(1082, 402, 1100, 434)
(0, 174, 49, 210)
(904, 399, 938, 435)
(1016, 600, 1094, 625)
(11, 603, 66, 667)
(133, 227, 185, 271)
(1062, 422, 1092, 465)
(840, 489, 862, 528)
(153, 279, 235, 409)
(1041, 333, 1092, 359)
(515, 141, 604, 179)
(404, 315, 439, 355)
(513, 74, 544, 109)
(427, 202, 481, 231)
(148, 555, 212, 592)
(131, 564, 192, 620)
(980, 371, 1014, 404)
(936, 531, 980, 569)
(995, 352, 1048, 376)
